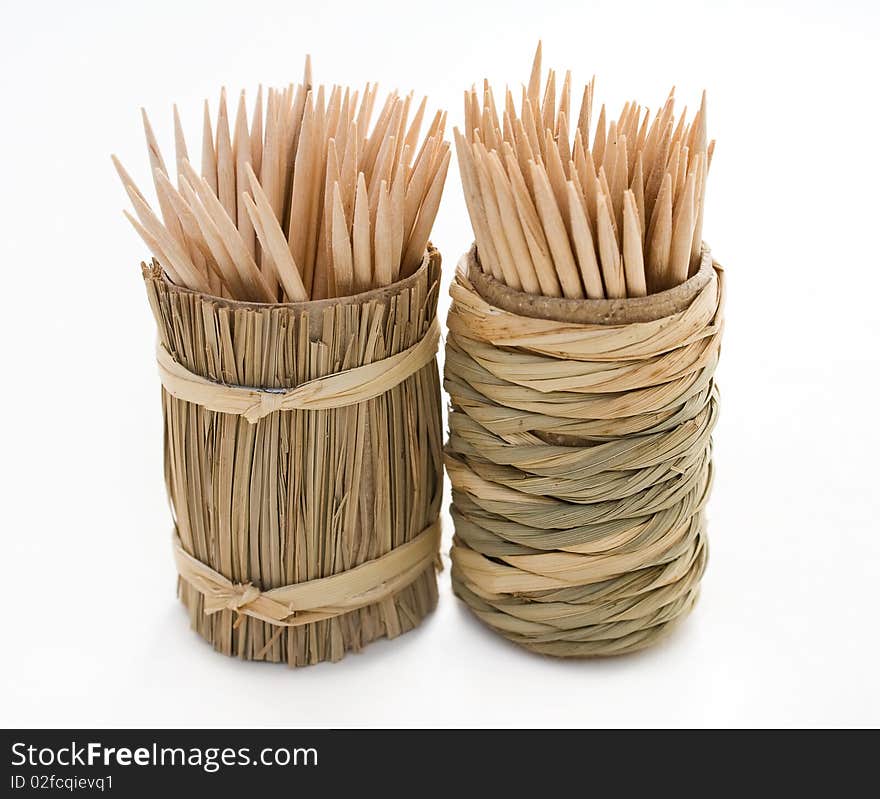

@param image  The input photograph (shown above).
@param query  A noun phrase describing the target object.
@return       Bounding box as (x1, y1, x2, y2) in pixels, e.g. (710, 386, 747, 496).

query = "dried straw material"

(143, 248, 444, 666)
(445, 244, 724, 656)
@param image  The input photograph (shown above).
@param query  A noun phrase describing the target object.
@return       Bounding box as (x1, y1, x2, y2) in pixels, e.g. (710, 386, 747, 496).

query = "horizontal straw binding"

(174, 520, 440, 628)
(157, 317, 440, 422)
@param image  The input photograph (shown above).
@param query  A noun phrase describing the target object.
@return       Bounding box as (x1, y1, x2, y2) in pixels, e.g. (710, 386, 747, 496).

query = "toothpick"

(596, 192, 625, 298)
(542, 129, 570, 229)
(566, 181, 604, 299)
(243, 164, 307, 301)
(669, 170, 696, 285)
(597, 166, 617, 238)
(503, 146, 561, 297)
(288, 92, 317, 284)
(320, 138, 341, 295)
(126, 192, 208, 293)
(153, 168, 220, 291)
(141, 108, 186, 248)
(404, 96, 428, 154)
(390, 162, 406, 280)
(622, 190, 647, 297)
(303, 92, 328, 295)
(216, 88, 236, 221)
(250, 85, 263, 177)
(576, 79, 593, 149)
(690, 152, 706, 274)
(181, 160, 273, 301)
(403, 136, 437, 242)
(352, 172, 372, 292)
(172, 105, 189, 181)
(402, 148, 449, 277)
(541, 69, 556, 136)
(111, 154, 146, 203)
(233, 91, 256, 260)
(373, 182, 394, 286)
(487, 151, 540, 294)
(558, 71, 571, 138)
(527, 41, 542, 112)
(556, 110, 571, 167)
(124, 210, 179, 282)
(521, 99, 544, 163)
(611, 133, 628, 231)
(593, 104, 607, 165)
(530, 160, 583, 299)
(646, 172, 673, 292)
(331, 183, 354, 296)
(474, 146, 522, 290)
(201, 100, 218, 195)
(513, 118, 537, 191)
(645, 121, 672, 218)
(454, 129, 502, 280)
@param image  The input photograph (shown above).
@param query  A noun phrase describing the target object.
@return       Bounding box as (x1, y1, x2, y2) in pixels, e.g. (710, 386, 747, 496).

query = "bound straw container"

(445, 244, 724, 656)
(144, 248, 443, 666)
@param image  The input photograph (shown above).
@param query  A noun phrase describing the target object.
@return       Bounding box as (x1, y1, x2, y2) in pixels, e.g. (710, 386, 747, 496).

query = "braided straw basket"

(143, 248, 444, 666)
(445, 244, 724, 656)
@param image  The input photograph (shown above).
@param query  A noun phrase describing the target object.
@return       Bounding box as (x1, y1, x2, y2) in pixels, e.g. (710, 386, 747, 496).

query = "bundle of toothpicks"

(456, 42, 713, 298)
(119, 58, 448, 666)
(446, 45, 725, 657)
(115, 57, 450, 302)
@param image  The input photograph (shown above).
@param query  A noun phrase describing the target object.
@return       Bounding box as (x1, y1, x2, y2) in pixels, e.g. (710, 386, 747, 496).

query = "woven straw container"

(445, 244, 724, 657)
(143, 248, 444, 666)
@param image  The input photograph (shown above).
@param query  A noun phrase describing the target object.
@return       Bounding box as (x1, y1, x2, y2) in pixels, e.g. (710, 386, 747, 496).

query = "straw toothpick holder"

(445, 244, 724, 656)
(143, 249, 444, 666)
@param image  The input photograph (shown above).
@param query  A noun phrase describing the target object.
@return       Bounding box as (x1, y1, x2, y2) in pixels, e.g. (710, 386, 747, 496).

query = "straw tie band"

(174, 521, 441, 629)
(156, 317, 441, 422)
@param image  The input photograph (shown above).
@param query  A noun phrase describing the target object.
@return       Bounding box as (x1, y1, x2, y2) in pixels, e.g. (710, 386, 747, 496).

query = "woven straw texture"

(143, 249, 444, 666)
(445, 245, 724, 657)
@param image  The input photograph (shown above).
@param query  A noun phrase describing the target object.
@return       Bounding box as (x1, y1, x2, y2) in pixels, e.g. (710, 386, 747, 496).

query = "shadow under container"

(143, 249, 444, 667)
(445, 244, 724, 657)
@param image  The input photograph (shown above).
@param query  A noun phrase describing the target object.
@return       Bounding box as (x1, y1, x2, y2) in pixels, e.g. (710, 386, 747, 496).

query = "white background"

(1, 0, 878, 728)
